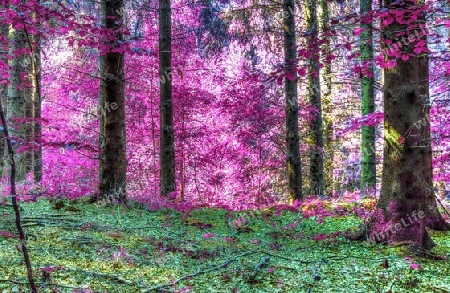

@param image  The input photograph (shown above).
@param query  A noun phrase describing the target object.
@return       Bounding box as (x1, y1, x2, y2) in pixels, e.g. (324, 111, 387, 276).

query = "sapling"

(0, 90, 38, 292)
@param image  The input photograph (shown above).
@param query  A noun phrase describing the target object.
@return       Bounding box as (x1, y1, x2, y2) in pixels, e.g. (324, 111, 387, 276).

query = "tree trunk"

(319, 0, 334, 195)
(356, 0, 450, 249)
(6, 19, 27, 181)
(98, 0, 127, 203)
(306, 0, 324, 197)
(159, 0, 176, 197)
(31, 5, 42, 183)
(98, 0, 106, 190)
(0, 17, 7, 178)
(283, 0, 302, 203)
(360, 0, 376, 194)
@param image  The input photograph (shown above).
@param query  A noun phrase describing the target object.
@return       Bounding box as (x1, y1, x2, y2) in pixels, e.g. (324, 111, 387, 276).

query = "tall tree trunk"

(319, 0, 334, 195)
(98, 0, 106, 190)
(306, 0, 324, 196)
(31, 5, 42, 183)
(98, 0, 127, 203)
(159, 0, 176, 197)
(6, 18, 27, 181)
(355, 0, 450, 249)
(0, 17, 7, 177)
(360, 0, 376, 194)
(99, 0, 106, 194)
(283, 0, 302, 203)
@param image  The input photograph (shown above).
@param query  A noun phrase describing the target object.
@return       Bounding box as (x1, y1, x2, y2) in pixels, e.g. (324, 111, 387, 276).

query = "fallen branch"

(261, 250, 315, 264)
(0, 279, 87, 290)
(141, 248, 261, 292)
(24, 213, 81, 218)
(65, 268, 133, 285)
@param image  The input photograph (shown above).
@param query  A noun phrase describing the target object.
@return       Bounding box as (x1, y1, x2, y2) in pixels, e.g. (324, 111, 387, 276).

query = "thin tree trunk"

(31, 4, 42, 183)
(98, 0, 127, 203)
(355, 0, 450, 249)
(306, 0, 324, 196)
(360, 0, 376, 194)
(98, 0, 106, 189)
(180, 112, 185, 201)
(283, 0, 302, 203)
(0, 18, 7, 177)
(319, 0, 334, 194)
(6, 19, 27, 181)
(159, 0, 176, 197)
(0, 92, 37, 293)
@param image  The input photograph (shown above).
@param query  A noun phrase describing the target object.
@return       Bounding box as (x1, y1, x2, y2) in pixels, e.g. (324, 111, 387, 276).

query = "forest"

(0, 0, 450, 292)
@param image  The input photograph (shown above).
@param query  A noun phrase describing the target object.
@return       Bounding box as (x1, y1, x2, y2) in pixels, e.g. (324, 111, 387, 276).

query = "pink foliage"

(0, 0, 447, 213)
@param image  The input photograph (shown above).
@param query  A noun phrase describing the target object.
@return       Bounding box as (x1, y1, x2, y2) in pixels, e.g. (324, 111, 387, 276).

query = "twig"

(384, 278, 397, 293)
(226, 219, 235, 235)
(306, 265, 321, 292)
(310, 266, 320, 281)
(141, 248, 261, 292)
(425, 182, 450, 219)
(247, 256, 270, 282)
(436, 194, 450, 219)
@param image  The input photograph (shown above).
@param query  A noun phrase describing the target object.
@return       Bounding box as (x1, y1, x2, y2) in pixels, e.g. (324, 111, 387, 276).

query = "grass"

(0, 198, 449, 293)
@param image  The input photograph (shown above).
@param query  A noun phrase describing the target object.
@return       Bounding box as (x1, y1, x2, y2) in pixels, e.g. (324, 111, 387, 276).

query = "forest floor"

(0, 198, 450, 293)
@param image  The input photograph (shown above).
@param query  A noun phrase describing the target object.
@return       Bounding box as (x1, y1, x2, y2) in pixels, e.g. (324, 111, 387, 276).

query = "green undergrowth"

(0, 199, 449, 293)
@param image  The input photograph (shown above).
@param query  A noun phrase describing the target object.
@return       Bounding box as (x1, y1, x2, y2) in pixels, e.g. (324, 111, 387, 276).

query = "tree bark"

(6, 17, 28, 181)
(98, 0, 127, 203)
(159, 0, 176, 197)
(31, 4, 42, 183)
(356, 0, 450, 249)
(360, 0, 376, 194)
(319, 0, 334, 195)
(98, 0, 106, 191)
(0, 14, 7, 178)
(283, 0, 302, 203)
(306, 0, 324, 197)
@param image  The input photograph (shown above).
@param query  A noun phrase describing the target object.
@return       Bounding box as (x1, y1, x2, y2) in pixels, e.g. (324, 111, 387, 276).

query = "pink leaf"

(276, 76, 283, 86)
(204, 233, 216, 239)
(384, 17, 394, 26)
(16, 146, 28, 153)
(413, 47, 423, 54)
(353, 28, 364, 36)
(297, 68, 307, 77)
(222, 237, 235, 242)
(410, 263, 421, 270)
